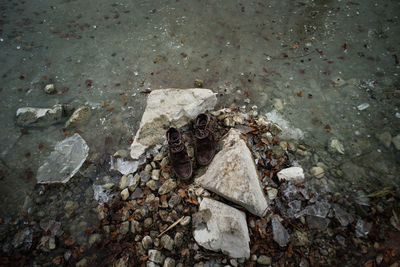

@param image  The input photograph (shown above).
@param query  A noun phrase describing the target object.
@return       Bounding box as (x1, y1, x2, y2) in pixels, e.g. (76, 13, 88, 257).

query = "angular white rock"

(193, 198, 250, 258)
(277, 167, 305, 183)
(110, 157, 139, 175)
(16, 104, 63, 126)
(196, 129, 268, 217)
(130, 89, 217, 159)
(36, 134, 89, 184)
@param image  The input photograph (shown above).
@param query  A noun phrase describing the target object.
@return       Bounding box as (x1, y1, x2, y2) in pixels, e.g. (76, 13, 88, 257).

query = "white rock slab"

(130, 89, 217, 159)
(193, 198, 250, 259)
(277, 167, 305, 183)
(196, 129, 268, 217)
(16, 104, 63, 126)
(36, 134, 89, 184)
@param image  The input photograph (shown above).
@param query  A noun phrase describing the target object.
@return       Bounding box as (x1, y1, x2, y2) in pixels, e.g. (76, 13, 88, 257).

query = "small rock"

(194, 79, 203, 88)
(277, 167, 305, 183)
(393, 134, 400, 150)
(269, 123, 282, 136)
(273, 98, 284, 111)
(163, 257, 176, 267)
(257, 255, 272, 265)
(131, 220, 140, 234)
(261, 132, 274, 143)
(76, 258, 88, 267)
(328, 138, 345, 155)
(158, 179, 176, 195)
(357, 103, 370, 111)
(65, 106, 90, 127)
(168, 194, 181, 208)
(148, 249, 165, 264)
(377, 132, 392, 148)
(129, 174, 141, 191)
(310, 166, 324, 179)
(272, 145, 284, 157)
(174, 232, 184, 248)
(180, 216, 191, 226)
(256, 116, 270, 127)
(44, 84, 56, 94)
(88, 233, 102, 246)
(230, 259, 238, 267)
(119, 221, 130, 235)
(267, 188, 278, 200)
(102, 183, 114, 190)
(224, 117, 235, 127)
(64, 201, 78, 214)
(233, 115, 244, 125)
(142, 235, 153, 250)
(144, 218, 153, 228)
(280, 141, 288, 151)
(113, 149, 129, 158)
(152, 169, 161, 180)
(16, 104, 64, 126)
(146, 180, 159, 191)
(121, 188, 130, 200)
(161, 234, 174, 251)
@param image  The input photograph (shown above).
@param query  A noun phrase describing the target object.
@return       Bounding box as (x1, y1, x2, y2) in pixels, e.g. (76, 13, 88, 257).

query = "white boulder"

(277, 167, 305, 183)
(193, 198, 250, 259)
(196, 129, 268, 217)
(130, 89, 217, 159)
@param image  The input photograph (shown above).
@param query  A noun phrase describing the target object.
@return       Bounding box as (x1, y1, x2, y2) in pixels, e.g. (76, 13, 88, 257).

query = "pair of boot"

(166, 113, 215, 180)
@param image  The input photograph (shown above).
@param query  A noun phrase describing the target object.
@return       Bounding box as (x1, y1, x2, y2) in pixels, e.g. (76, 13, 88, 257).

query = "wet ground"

(0, 0, 399, 266)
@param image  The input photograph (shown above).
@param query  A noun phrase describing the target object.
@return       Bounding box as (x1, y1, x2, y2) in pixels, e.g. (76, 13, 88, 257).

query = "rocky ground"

(1, 93, 400, 266)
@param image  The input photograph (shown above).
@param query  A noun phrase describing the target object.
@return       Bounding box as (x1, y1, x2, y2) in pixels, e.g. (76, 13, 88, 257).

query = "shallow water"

(0, 0, 399, 263)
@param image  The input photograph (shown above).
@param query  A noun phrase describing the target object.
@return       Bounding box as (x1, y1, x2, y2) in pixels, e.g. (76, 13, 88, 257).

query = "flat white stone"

(277, 167, 305, 183)
(193, 198, 250, 259)
(196, 129, 268, 217)
(130, 89, 217, 159)
(16, 104, 63, 126)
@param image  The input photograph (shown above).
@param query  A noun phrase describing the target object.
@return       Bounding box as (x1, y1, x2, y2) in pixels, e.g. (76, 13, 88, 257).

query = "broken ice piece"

(93, 185, 113, 204)
(296, 201, 331, 218)
(271, 216, 290, 247)
(110, 157, 139, 175)
(332, 204, 354, 227)
(357, 103, 370, 111)
(355, 219, 372, 237)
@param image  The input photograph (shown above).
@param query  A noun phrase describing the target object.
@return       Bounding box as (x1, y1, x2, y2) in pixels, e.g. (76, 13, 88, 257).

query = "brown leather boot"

(166, 127, 192, 180)
(194, 113, 216, 165)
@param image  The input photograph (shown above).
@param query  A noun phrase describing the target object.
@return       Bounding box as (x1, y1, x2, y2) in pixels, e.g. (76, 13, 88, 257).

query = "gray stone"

(88, 233, 102, 246)
(147, 262, 160, 267)
(174, 232, 184, 248)
(119, 221, 130, 235)
(392, 134, 400, 150)
(180, 216, 191, 226)
(65, 106, 90, 127)
(146, 180, 159, 191)
(44, 83, 56, 94)
(160, 234, 174, 251)
(196, 129, 268, 217)
(377, 132, 392, 148)
(37, 236, 56, 251)
(193, 198, 250, 258)
(16, 104, 63, 126)
(130, 89, 217, 159)
(267, 188, 278, 200)
(163, 257, 176, 267)
(110, 157, 139, 176)
(168, 193, 181, 208)
(64, 201, 78, 214)
(310, 166, 324, 179)
(152, 169, 161, 180)
(121, 188, 130, 200)
(144, 218, 153, 229)
(37, 134, 89, 184)
(257, 255, 272, 265)
(272, 216, 290, 247)
(119, 174, 139, 190)
(142, 235, 153, 250)
(328, 138, 345, 155)
(158, 179, 176, 195)
(131, 220, 141, 234)
(148, 249, 165, 264)
(277, 167, 305, 183)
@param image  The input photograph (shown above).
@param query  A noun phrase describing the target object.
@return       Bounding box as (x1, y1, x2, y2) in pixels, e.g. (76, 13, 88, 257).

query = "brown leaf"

(52, 256, 63, 265)
(178, 189, 187, 198)
(297, 91, 303, 97)
(181, 248, 190, 256)
(84, 227, 95, 234)
(64, 236, 76, 246)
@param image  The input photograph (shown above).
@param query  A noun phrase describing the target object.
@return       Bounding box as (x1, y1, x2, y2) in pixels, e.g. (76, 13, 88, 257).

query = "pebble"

(160, 157, 168, 169)
(88, 233, 102, 246)
(163, 257, 176, 267)
(119, 221, 130, 235)
(269, 123, 282, 136)
(131, 220, 141, 234)
(393, 134, 400, 150)
(223, 117, 235, 127)
(174, 232, 184, 248)
(328, 139, 345, 155)
(230, 259, 238, 267)
(44, 84, 56, 94)
(151, 169, 160, 180)
(65, 106, 90, 127)
(180, 216, 191, 226)
(377, 132, 392, 148)
(142, 235, 153, 250)
(158, 179, 176, 195)
(262, 132, 274, 143)
(113, 149, 129, 158)
(257, 255, 272, 265)
(267, 187, 278, 200)
(121, 188, 130, 200)
(279, 141, 288, 151)
(146, 180, 159, 191)
(194, 78, 203, 88)
(161, 234, 174, 251)
(251, 255, 258, 261)
(357, 103, 370, 111)
(102, 183, 114, 190)
(148, 249, 165, 264)
(310, 166, 324, 179)
(144, 218, 153, 228)
(233, 115, 244, 125)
